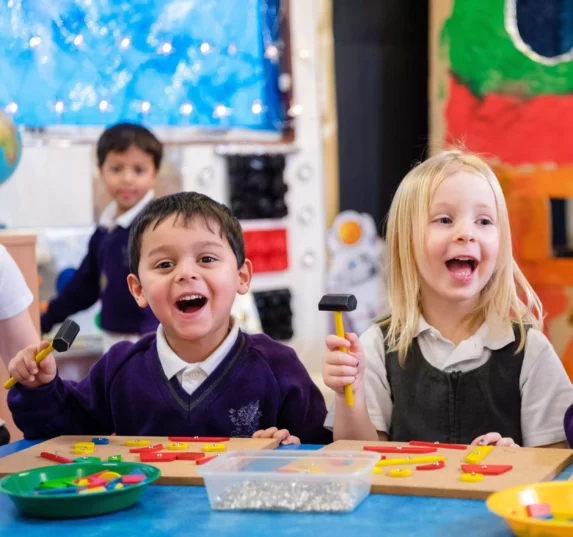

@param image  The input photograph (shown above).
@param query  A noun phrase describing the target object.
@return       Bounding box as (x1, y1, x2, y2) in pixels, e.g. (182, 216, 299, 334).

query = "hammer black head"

(318, 294, 357, 312)
(52, 319, 80, 353)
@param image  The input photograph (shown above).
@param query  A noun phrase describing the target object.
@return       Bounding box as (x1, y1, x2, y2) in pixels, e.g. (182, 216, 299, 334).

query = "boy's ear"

(237, 259, 253, 296)
(127, 274, 149, 308)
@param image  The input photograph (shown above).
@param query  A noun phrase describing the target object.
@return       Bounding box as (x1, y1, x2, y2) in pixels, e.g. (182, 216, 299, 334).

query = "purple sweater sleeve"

(41, 229, 103, 334)
(7, 346, 122, 439)
(268, 346, 333, 445)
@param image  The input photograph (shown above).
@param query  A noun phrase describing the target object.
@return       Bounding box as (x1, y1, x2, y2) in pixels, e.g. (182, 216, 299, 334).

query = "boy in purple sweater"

(8, 192, 331, 445)
(41, 123, 161, 350)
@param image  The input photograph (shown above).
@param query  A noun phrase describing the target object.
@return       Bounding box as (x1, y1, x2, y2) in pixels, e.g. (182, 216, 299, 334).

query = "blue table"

(0, 440, 570, 536)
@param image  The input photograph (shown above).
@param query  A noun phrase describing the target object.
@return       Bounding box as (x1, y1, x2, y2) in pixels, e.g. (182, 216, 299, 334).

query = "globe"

(0, 111, 22, 186)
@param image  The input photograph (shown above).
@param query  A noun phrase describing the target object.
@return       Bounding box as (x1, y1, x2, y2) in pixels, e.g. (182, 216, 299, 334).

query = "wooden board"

(0, 435, 279, 486)
(321, 440, 573, 500)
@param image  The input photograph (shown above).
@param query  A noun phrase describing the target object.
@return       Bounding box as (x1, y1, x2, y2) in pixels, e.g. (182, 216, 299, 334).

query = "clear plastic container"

(197, 450, 379, 513)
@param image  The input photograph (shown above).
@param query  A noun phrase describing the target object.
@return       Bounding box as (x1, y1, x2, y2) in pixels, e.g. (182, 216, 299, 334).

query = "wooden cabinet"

(0, 232, 39, 441)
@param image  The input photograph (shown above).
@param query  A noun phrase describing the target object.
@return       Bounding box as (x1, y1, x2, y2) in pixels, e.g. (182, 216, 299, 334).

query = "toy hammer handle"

(3, 342, 54, 390)
(333, 311, 354, 407)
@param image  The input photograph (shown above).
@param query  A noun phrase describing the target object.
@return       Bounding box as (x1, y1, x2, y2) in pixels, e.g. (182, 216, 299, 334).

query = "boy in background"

(41, 123, 162, 350)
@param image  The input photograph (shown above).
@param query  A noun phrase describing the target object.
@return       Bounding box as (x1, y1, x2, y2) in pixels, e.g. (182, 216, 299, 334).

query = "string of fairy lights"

(1, 10, 308, 128)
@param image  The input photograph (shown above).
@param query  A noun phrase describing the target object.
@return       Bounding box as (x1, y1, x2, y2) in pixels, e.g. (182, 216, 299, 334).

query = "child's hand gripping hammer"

(318, 294, 358, 406)
(4, 319, 80, 390)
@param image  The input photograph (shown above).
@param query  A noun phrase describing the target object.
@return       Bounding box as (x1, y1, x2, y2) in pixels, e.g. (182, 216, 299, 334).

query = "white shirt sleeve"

(324, 324, 394, 433)
(0, 245, 33, 321)
(520, 328, 573, 447)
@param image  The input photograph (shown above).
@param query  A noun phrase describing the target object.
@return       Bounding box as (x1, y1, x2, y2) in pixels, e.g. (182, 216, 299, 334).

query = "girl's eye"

(156, 261, 172, 269)
(477, 218, 493, 226)
(200, 256, 216, 263)
(437, 217, 451, 224)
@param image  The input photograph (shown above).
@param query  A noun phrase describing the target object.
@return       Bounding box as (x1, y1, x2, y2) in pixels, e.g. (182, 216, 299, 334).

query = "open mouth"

(445, 257, 478, 278)
(176, 294, 207, 313)
(119, 190, 137, 198)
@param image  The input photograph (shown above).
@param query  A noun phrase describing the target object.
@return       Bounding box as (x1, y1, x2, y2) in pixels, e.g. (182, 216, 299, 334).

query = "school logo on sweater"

(229, 400, 261, 437)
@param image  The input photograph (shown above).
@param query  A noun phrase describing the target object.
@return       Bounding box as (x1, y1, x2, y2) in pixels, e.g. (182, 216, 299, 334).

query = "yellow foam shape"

(125, 439, 150, 447)
(73, 442, 95, 449)
(373, 467, 384, 475)
(114, 483, 124, 490)
(204, 443, 226, 453)
(388, 468, 413, 478)
(375, 456, 447, 467)
(79, 486, 107, 494)
(98, 471, 122, 482)
(461, 472, 484, 483)
(73, 448, 94, 455)
(76, 479, 90, 487)
(167, 442, 188, 450)
(464, 446, 492, 465)
(553, 511, 573, 521)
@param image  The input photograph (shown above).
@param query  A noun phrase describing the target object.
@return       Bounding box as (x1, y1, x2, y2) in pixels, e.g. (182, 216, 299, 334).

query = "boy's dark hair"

(97, 122, 163, 170)
(128, 192, 246, 277)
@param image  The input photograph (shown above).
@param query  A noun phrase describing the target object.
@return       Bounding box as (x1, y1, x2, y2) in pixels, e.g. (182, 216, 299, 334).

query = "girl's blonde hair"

(384, 149, 543, 364)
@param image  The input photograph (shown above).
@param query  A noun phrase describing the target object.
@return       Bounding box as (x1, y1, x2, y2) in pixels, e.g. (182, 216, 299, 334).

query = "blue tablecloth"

(1, 439, 570, 536)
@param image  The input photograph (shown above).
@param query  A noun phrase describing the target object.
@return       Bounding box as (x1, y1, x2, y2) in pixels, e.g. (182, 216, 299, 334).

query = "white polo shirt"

(0, 245, 33, 321)
(156, 318, 239, 395)
(325, 316, 573, 447)
(99, 189, 155, 230)
(0, 245, 34, 427)
(98, 189, 155, 351)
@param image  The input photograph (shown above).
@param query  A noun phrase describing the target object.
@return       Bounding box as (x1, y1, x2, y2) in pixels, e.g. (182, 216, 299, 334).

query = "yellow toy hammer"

(4, 319, 80, 390)
(319, 294, 358, 406)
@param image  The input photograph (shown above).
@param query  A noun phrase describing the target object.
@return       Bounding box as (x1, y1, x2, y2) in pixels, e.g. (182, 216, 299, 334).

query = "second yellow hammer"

(318, 293, 358, 407)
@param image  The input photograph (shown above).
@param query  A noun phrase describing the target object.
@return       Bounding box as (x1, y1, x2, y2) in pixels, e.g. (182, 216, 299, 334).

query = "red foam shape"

(176, 452, 206, 461)
(195, 455, 218, 466)
(85, 478, 108, 488)
(139, 452, 178, 462)
(364, 446, 437, 454)
(526, 504, 552, 518)
(40, 452, 73, 464)
(461, 464, 513, 476)
(410, 441, 467, 451)
(129, 444, 164, 454)
(122, 475, 146, 485)
(85, 471, 105, 480)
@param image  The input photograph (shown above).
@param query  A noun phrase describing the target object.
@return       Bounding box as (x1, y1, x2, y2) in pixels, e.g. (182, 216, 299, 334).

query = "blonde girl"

(323, 150, 573, 448)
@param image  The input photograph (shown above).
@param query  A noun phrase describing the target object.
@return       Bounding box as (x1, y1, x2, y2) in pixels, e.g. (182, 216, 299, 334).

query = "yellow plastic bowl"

(487, 481, 573, 537)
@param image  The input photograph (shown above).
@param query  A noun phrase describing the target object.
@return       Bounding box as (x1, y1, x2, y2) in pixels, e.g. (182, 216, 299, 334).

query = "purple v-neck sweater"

(8, 331, 332, 444)
(40, 226, 158, 335)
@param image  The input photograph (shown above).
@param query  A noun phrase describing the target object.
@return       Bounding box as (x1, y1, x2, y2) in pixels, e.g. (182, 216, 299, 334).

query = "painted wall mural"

(0, 0, 285, 131)
(431, 0, 573, 379)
